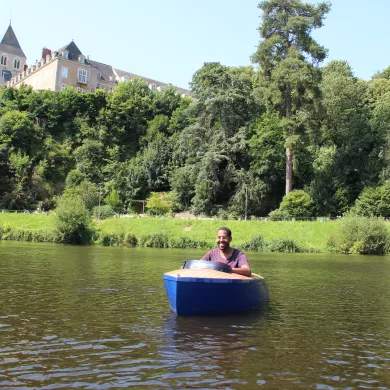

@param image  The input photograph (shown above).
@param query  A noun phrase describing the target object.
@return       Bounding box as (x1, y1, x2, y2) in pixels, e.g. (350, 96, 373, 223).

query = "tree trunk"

(285, 147, 292, 195)
(285, 82, 292, 195)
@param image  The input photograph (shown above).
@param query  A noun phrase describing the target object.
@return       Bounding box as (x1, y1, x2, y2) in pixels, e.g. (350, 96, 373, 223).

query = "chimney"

(41, 47, 52, 59)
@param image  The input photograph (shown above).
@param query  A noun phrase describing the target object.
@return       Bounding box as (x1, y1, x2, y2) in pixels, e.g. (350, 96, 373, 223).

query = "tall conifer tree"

(252, 0, 330, 194)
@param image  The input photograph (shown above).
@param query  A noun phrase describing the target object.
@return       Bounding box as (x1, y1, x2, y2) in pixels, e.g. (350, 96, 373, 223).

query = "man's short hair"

(217, 227, 232, 238)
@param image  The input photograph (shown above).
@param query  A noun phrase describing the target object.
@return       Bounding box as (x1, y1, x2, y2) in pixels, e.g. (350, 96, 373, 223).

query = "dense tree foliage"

(1, 1, 390, 219)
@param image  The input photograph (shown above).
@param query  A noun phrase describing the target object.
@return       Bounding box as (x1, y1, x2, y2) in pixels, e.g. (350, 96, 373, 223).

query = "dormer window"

(1, 55, 7, 66)
(62, 51, 69, 59)
(78, 55, 86, 64)
(149, 83, 157, 91)
(97, 72, 101, 80)
(13, 59, 20, 69)
(122, 76, 129, 82)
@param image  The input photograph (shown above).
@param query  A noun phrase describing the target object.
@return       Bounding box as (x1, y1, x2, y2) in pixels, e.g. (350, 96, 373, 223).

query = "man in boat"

(201, 227, 251, 277)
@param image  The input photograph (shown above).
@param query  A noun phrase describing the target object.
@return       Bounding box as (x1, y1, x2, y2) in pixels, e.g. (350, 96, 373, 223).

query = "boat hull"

(163, 269, 269, 316)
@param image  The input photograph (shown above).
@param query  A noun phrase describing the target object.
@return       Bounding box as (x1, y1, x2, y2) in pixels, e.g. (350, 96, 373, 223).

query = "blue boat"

(163, 260, 269, 316)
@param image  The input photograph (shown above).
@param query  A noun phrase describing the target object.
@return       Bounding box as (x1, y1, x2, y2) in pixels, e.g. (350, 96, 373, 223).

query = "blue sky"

(0, 0, 389, 89)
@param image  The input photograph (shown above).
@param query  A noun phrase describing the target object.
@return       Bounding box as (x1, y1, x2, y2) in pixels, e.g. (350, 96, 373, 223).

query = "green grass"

(0, 213, 56, 229)
(0, 213, 341, 252)
(98, 217, 341, 252)
(0, 212, 58, 242)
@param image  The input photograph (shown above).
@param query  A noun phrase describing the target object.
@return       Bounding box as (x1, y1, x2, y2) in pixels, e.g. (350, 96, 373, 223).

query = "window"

(149, 83, 157, 91)
(97, 72, 101, 79)
(78, 68, 87, 84)
(61, 84, 67, 91)
(96, 83, 101, 89)
(62, 66, 68, 78)
(123, 76, 129, 82)
(76, 87, 83, 93)
(1, 55, 7, 66)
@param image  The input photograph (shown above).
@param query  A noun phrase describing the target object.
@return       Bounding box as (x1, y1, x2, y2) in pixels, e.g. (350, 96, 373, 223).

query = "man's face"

(216, 230, 232, 251)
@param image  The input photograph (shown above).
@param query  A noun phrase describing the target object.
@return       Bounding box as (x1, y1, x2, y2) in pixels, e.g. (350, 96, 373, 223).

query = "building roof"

(114, 67, 189, 94)
(56, 41, 90, 64)
(0, 24, 26, 58)
(89, 59, 190, 94)
(88, 59, 116, 82)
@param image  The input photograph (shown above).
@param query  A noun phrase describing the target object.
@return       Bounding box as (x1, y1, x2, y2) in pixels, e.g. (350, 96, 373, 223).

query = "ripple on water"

(1, 245, 390, 388)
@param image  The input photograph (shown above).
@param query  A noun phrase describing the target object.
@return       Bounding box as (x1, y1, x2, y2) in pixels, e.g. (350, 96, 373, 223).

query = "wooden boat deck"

(164, 269, 264, 280)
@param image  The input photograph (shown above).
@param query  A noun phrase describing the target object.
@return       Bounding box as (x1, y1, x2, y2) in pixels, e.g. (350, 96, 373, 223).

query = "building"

(2, 25, 189, 96)
(0, 24, 27, 86)
(8, 41, 99, 93)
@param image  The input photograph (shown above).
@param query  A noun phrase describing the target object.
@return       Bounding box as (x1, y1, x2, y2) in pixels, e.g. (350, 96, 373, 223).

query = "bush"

(338, 214, 389, 255)
(93, 205, 115, 220)
(267, 238, 303, 253)
(241, 235, 266, 251)
(352, 182, 390, 217)
(139, 233, 170, 248)
(269, 190, 315, 218)
(146, 192, 172, 215)
(123, 232, 137, 246)
(55, 194, 93, 244)
(104, 190, 122, 211)
(169, 236, 209, 249)
(62, 181, 99, 212)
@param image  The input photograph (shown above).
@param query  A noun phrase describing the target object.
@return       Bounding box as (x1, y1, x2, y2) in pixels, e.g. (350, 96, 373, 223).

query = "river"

(0, 241, 389, 389)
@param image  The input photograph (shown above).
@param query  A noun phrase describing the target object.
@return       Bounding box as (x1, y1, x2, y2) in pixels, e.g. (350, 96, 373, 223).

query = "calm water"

(0, 241, 390, 389)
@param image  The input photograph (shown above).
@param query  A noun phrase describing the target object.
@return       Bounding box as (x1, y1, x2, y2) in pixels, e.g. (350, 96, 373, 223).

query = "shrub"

(267, 238, 303, 253)
(338, 214, 389, 255)
(139, 233, 170, 248)
(352, 182, 390, 217)
(93, 205, 115, 220)
(241, 235, 266, 251)
(105, 190, 122, 211)
(123, 232, 137, 246)
(62, 181, 99, 212)
(98, 232, 124, 246)
(169, 236, 209, 249)
(146, 192, 172, 215)
(269, 190, 315, 219)
(55, 194, 93, 244)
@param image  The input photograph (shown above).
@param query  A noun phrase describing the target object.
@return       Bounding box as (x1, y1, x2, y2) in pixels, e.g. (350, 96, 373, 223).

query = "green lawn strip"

(0, 213, 56, 229)
(0, 213, 58, 242)
(98, 218, 341, 252)
(0, 214, 342, 251)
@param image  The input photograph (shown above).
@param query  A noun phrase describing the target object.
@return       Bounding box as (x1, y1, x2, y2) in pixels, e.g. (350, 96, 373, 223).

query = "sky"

(0, 0, 389, 90)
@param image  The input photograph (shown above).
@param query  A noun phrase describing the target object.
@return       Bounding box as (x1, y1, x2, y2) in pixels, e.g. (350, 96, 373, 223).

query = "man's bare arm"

(232, 264, 251, 277)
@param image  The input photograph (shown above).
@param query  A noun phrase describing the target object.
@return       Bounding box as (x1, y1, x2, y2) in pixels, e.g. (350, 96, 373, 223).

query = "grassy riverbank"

(0, 213, 341, 252)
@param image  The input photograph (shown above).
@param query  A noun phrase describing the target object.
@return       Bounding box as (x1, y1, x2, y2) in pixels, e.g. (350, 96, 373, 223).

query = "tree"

(252, 0, 330, 195)
(173, 63, 256, 215)
(0, 110, 39, 155)
(312, 61, 379, 214)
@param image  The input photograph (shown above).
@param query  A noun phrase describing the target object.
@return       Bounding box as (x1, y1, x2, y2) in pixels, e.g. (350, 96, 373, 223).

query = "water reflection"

(157, 307, 270, 387)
